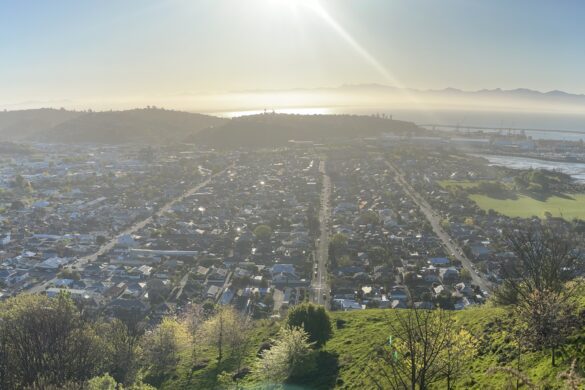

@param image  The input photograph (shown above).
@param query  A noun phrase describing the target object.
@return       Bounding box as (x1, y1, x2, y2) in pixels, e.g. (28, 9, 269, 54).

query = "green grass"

(438, 179, 585, 220)
(155, 304, 583, 389)
(470, 193, 585, 220)
(438, 180, 479, 189)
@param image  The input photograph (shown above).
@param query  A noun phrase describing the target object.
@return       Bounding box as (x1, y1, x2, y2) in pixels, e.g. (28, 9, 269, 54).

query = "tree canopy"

(285, 303, 333, 348)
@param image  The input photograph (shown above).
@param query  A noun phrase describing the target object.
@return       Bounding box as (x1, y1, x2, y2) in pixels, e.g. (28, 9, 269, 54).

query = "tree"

(87, 373, 117, 390)
(366, 308, 453, 390)
(58, 268, 81, 281)
(515, 289, 581, 366)
(497, 223, 584, 366)
(253, 224, 273, 241)
(198, 306, 245, 366)
(142, 318, 190, 375)
(367, 246, 389, 267)
(439, 327, 478, 390)
(360, 210, 380, 225)
(255, 326, 316, 384)
(103, 319, 142, 385)
(146, 279, 170, 305)
(0, 293, 107, 388)
(459, 268, 472, 282)
(499, 223, 581, 302)
(329, 233, 348, 267)
(285, 302, 333, 348)
(212, 312, 254, 388)
(403, 271, 418, 286)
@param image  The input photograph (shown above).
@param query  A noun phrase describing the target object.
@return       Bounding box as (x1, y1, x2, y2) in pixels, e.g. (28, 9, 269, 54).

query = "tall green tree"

(285, 302, 332, 348)
(142, 318, 190, 375)
(0, 293, 107, 388)
(253, 224, 273, 241)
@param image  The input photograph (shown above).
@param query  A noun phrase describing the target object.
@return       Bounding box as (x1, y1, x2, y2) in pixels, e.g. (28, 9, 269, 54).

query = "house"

(429, 257, 450, 267)
(37, 257, 69, 270)
(54, 278, 75, 288)
(334, 299, 363, 311)
(470, 244, 492, 259)
(414, 301, 434, 310)
(271, 264, 304, 286)
(206, 285, 221, 299)
(391, 299, 407, 309)
(390, 286, 408, 301)
(46, 288, 91, 301)
(194, 266, 210, 279)
(109, 298, 147, 313)
(422, 266, 440, 283)
(440, 267, 460, 284)
(0, 233, 11, 247)
(104, 282, 127, 299)
(270, 264, 296, 278)
(454, 282, 474, 297)
(207, 268, 228, 285)
(433, 285, 445, 295)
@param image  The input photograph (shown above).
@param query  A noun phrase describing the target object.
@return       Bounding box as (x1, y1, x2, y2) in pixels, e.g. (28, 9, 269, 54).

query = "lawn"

(469, 193, 585, 220)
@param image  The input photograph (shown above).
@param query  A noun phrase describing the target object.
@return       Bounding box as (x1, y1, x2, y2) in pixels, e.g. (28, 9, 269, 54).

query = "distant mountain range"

(326, 84, 585, 101)
(234, 84, 585, 113)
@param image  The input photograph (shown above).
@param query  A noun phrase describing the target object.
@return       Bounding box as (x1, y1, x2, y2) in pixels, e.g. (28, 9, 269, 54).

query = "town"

(2, 139, 583, 322)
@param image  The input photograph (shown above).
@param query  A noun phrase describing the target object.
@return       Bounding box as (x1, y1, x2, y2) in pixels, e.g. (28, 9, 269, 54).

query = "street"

(312, 159, 331, 306)
(385, 160, 493, 292)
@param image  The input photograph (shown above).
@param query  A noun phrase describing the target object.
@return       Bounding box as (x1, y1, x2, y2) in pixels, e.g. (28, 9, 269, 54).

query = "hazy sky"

(1, 0, 585, 109)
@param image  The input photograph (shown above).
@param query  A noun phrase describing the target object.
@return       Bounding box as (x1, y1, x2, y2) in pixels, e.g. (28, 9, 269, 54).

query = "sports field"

(469, 193, 585, 220)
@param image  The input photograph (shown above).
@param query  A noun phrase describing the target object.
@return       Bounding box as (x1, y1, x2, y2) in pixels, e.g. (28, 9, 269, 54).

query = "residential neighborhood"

(1, 141, 584, 322)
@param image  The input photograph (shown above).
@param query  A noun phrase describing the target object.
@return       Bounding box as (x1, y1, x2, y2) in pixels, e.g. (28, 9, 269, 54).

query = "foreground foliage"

(0, 288, 583, 389)
(255, 326, 316, 385)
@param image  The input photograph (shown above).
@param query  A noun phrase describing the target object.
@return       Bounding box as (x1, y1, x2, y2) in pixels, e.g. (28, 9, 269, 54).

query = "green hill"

(159, 304, 584, 389)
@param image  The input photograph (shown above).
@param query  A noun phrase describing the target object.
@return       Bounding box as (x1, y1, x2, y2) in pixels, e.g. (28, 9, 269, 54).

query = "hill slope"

(158, 304, 584, 389)
(191, 113, 422, 148)
(0, 109, 422, 145)
(0, 108, 82, 140)
(40, 108, 227, 144)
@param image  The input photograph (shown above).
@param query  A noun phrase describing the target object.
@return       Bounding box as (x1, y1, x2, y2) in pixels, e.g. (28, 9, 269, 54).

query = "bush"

(256, 326, 316, 384)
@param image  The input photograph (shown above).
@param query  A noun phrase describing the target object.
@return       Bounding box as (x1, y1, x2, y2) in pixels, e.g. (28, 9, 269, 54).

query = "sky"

(1, 0, 585, 110)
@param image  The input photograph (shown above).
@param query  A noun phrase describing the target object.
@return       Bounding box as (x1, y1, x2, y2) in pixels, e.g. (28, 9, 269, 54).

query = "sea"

(476, 155, 585, 183)
(211, 107, 585, 181)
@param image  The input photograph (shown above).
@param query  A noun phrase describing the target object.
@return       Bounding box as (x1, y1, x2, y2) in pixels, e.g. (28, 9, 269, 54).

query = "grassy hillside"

(156, 304, 584, 389)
